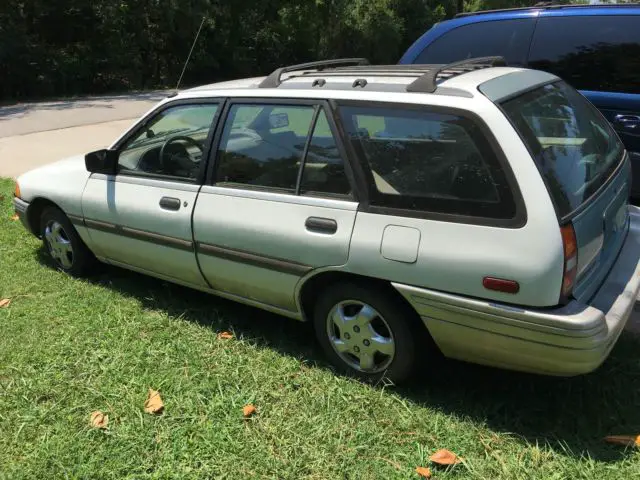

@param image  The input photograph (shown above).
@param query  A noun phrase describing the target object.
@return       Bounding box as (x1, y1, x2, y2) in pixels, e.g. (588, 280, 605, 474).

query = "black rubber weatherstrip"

(196, 242, 312, 276)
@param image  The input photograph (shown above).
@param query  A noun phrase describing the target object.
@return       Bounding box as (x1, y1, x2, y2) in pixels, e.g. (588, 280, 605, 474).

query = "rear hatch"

(501, 81, 630, 304)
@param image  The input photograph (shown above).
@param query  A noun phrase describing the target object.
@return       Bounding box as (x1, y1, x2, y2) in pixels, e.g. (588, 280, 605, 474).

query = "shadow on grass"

(36, 249, 640, 463)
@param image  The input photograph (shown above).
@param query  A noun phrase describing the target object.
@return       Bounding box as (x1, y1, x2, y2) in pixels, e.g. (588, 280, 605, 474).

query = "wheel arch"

(27, 197, 65, 238)
(297, 270, 420, 325)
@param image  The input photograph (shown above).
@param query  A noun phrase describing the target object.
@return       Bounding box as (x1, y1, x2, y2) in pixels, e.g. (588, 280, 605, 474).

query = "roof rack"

(454, 2, 639, 18)
(258, 58, 370, 88)
(405, 56, 507, 93)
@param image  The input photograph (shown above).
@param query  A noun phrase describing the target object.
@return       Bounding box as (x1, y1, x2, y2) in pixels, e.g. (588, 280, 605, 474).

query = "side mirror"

(85, 149, 117, 175)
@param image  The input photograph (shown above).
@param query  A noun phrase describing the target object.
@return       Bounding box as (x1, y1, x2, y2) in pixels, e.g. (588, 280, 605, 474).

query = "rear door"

(192, 99, 358, 313)
(528, 13, 640, 194)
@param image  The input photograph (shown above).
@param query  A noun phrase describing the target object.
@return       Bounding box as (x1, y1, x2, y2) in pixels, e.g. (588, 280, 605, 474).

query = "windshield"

(501, 81, 624, 217)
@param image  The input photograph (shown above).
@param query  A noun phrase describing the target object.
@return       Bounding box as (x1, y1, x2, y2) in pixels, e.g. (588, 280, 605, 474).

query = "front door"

(193, 100, 358, 312)
(82, 101, 221, 287)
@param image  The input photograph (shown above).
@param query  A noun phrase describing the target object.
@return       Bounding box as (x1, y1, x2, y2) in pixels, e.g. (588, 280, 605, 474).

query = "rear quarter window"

(528, 15, 640, 93)
(415, 19, 536, 66)
(337, 103, 522, 225)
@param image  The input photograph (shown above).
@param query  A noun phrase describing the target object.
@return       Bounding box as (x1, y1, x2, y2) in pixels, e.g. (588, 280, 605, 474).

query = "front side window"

(528, 16, 640, 93)
(338, 104, 518, 221)
(215, 104, 351, 197)
(118, 104, 219, 180)
(501, 81, 625, 217)
(415, 19, 536, 66)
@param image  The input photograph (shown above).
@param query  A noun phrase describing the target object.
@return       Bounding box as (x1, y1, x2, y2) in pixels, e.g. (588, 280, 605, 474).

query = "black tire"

(313, 282, 422, 384)
(40, 206, 96, 276)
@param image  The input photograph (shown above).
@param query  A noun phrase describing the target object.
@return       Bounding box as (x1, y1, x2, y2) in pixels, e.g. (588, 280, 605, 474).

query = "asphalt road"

(0, 91, 167, 178)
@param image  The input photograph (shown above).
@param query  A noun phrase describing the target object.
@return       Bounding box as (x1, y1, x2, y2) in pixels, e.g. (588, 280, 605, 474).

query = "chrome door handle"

(159, 197, 181, 211)
(614, 114, 640, 130)
(305, 217, 337, 234)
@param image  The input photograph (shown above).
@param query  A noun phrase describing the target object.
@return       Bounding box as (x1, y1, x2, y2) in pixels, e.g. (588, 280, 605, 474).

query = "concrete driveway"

(0, 92, 167, 178)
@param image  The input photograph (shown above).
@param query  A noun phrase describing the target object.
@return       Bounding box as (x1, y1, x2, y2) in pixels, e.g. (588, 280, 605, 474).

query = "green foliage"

(1, 0, 540, 101)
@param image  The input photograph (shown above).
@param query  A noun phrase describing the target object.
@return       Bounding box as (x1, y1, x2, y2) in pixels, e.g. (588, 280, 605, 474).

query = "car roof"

(171, 57, 550, 105)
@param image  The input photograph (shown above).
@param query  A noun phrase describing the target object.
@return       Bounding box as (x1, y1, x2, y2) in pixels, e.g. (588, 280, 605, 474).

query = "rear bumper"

(393, 205, 640, 376)
(13, 197, 32, 233)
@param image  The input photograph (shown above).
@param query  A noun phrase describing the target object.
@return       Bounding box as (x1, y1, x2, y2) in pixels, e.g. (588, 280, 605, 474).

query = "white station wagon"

(13, 57, 640, 383)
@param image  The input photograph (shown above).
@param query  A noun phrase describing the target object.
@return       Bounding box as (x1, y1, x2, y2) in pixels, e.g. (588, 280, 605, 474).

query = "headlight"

(14, 182, 21, 199)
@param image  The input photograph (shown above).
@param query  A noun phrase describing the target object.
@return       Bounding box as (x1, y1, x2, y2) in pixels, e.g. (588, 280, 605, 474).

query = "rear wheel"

(313, 282, 421, 384)
(40, 206, 96, 276)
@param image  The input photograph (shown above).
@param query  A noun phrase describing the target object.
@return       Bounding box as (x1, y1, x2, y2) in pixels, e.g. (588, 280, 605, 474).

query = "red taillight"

(560, 223, 578, 299)
(483, 276, 520, 294)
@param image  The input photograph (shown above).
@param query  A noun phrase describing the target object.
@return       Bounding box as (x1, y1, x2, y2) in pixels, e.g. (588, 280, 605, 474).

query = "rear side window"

(338, 104, 519, 222)
(415, 19, 536, 66)
(501, 81, 625, 217)
(528, 16, 640, 93)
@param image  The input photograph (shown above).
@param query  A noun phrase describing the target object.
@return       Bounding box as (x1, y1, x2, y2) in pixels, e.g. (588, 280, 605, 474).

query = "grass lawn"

(1, 176, 639, 479)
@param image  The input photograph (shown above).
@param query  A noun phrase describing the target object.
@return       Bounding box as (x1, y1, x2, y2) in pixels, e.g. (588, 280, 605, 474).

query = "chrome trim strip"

(196, 242, 312, 277)
(66, 213, 84, 226)
(84, 218, 193, 251)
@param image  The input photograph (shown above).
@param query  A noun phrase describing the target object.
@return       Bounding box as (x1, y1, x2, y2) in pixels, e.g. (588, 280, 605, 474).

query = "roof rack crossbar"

(455, 3, 639, 18)
(259, 58, 370, 88)
(406, 56, 507, 93)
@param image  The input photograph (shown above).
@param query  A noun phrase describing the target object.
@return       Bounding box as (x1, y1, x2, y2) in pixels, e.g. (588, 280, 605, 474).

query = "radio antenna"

(175, 16, 206, 92)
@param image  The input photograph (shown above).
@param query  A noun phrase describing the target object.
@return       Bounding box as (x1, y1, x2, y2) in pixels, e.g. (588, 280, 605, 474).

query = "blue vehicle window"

(338, 105, 518, 221)
(528, 16, 640, 93)
(415, 19, 535, 66)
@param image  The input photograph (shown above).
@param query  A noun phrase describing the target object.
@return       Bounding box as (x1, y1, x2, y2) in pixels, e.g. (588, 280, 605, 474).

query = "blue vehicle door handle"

(614, 114, 640, 130)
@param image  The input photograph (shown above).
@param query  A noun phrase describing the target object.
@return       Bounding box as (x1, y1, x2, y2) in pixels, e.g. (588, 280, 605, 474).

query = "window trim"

(205, 97, 359, 201)
(112, 97, 226, 185)
(333, 100, 527, 229)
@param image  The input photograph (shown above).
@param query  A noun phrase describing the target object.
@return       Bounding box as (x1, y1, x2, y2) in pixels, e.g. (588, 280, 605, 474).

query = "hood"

(17, 154, 91, 209)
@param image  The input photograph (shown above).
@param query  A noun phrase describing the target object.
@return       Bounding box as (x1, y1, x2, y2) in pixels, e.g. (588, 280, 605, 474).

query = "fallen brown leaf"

(10, 214, 19, 221)
(415, 466, 432, 478)
(430, 448, 461, 466)
(90, 411, 109, 429)
(604, 434, 640, 447)
(144, 388, 164, 414)
(0, 195, 5, 201)
(242, 404, 257, 418)
(0, 299, 10, 308)
(217, 331, 233, 340)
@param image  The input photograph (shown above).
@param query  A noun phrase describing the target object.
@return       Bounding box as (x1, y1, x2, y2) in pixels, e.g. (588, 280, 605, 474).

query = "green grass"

(1, 177, 640, 479)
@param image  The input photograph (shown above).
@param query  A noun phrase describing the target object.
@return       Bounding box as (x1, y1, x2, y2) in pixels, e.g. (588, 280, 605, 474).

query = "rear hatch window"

(501, 81, 624, 218)
(501, 81, 629, 302)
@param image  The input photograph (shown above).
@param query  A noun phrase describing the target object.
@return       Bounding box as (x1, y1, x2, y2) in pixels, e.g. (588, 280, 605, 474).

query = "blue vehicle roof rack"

(455, 2, 640, 18)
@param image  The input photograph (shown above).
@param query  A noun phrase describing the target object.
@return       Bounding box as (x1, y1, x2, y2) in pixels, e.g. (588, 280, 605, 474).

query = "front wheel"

(313, 282, 421, 384)
(40, 206, 96, 276)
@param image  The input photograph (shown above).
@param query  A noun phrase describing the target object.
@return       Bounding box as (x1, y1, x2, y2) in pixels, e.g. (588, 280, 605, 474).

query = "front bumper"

(13, 197, 32, 233)
(393, 205, 640, 376)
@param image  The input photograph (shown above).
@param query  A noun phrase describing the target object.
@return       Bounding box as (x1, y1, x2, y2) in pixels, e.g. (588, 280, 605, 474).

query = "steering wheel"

(159, 135, 204, 173)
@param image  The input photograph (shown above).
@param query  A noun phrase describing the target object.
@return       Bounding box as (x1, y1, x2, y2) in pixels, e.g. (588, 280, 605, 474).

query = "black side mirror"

(85, 149, 117, 175)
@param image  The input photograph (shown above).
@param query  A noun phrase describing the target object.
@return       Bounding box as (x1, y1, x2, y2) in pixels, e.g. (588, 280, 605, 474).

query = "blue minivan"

(399, 4, 640, 198)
